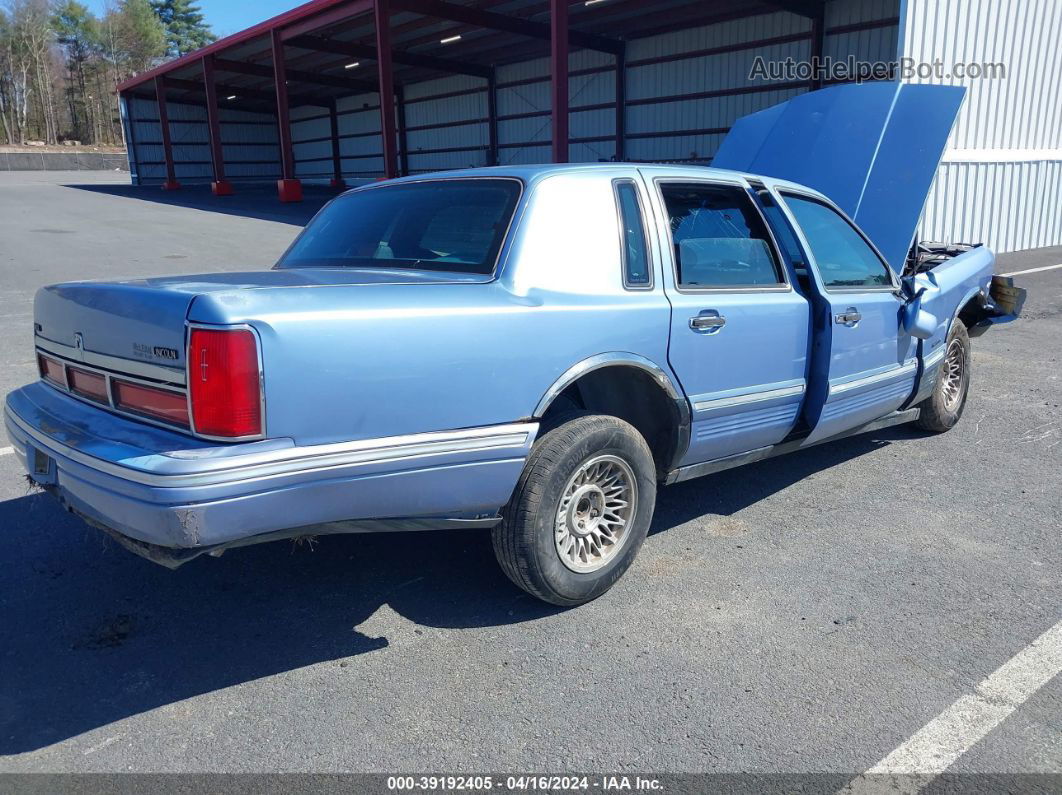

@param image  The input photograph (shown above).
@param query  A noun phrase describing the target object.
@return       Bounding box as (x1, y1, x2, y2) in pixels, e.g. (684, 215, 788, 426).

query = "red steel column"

(809, 8, 826, 90)
(487, 68, 499, 166)
(614, 45, 626, 161)
(550, 0, 569, 163)
(155, 77, 180, 190)
(201, 55, 233, 195)
(374, 0, 399, 179)
(396, 83, 409, 177)
(329, 99, 345, 188)
(272, 29, 302, 202)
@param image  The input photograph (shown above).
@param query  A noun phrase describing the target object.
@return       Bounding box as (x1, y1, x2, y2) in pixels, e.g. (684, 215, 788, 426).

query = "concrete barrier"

(0, 151, 129, 172)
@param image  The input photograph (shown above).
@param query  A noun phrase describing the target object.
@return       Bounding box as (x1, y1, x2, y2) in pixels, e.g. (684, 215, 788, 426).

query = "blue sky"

(87, 1, 298, 39)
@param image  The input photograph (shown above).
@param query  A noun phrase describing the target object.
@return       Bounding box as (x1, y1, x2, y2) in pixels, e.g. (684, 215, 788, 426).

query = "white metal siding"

(126, 95, 278, 185)
(921, 159, 1062, 253)
(904, 0, 1062, 251)
(497, 49, 616, 166)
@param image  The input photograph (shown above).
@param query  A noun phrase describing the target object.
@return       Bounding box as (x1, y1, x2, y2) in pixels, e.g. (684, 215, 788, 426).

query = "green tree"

(105, 0, 166, 77)
(53, 1, 100, 142)
(150, 0, 214, 57)
(0, 8, 16, 143)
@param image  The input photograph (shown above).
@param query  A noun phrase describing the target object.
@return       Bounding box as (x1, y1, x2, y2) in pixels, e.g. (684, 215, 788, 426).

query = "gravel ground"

(0, 173, 1058, 782)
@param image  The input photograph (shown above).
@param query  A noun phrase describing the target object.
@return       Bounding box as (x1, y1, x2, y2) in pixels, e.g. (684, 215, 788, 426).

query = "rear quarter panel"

(190, 171, 677, 447)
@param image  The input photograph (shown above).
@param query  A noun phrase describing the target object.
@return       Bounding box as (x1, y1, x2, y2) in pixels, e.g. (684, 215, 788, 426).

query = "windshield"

(277, 178, 521, 275)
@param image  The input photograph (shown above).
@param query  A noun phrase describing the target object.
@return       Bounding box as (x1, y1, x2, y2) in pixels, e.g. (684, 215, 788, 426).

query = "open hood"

(712, 82, 966, 269)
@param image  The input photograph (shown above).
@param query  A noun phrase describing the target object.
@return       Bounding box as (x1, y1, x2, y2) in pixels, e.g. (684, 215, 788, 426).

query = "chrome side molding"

(693, 383, 805, 413)
(7, 409, 538, 489)
(828, 361, 917, 398)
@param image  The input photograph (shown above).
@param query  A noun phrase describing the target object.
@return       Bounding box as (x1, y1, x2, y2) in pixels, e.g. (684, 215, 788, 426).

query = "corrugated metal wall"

(307, 0, 901, 175)
(904, 0, 1062, 252)
(129, 1, 901, 184)
(127, 94, 280, 185)
(491, 0, 899, 168)
(291, 93, 385, 178)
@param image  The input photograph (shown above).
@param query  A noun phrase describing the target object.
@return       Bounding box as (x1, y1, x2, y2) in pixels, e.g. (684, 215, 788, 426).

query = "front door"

(776, 190, 917, 444)
(645, 174, 810, 466)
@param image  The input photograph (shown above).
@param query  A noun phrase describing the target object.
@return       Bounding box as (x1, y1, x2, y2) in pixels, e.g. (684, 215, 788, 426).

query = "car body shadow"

(0, 424, 922, 754)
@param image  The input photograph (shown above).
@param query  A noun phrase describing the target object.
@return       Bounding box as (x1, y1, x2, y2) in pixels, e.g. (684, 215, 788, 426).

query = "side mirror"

(903, 287, 938, 340)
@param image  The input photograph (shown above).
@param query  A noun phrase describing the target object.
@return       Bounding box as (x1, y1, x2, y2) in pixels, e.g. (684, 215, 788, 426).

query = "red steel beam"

(212, 56, 377, 93)
(486, 67, 498, 167)
(391, 0, 623, 55)
(287, 34, 491, 78)
(765, 0, 825, 19)
(809, 4, 826, 90)
(117, 0, 374, 92)
(201, 55, 233, 194)
(615, 44, 626, 161)
(154, 77, 180, 189)
(272, 31, 295, 181)
(280, 0, 374, 41)
(550, 0, 569, 163)
(328, 99, 345, 187)
(396, 83, 409, 176)
(374, 0, 399, 179)
(166, 75, 329, 107)
(272, 30, 303, 201)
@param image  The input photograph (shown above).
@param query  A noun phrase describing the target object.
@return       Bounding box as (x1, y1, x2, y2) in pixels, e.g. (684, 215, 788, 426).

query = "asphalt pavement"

(0, 173, 1058, 781)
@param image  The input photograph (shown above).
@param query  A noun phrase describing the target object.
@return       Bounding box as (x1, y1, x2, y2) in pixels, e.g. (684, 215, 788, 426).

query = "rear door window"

(278, 179, 521, 275)
(659, 183, 784, 288)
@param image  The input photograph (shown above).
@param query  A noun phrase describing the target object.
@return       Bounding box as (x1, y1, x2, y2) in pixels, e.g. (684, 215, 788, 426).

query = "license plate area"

(30, 446, 56, 484)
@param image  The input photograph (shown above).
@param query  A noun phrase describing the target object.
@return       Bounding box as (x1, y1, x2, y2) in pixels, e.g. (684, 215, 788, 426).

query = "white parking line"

(1000, 263, 1062, 277)
(843, 618, 1062, 794)
(0, 446, 14, 457)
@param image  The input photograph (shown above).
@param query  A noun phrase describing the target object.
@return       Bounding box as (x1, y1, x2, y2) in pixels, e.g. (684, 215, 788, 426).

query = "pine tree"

(150, 0, 215, 58)
(107, 0, 166, 77)
(53, 1, 101, 142)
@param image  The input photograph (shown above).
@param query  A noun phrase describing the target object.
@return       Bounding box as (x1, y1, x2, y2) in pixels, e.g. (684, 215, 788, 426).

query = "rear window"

(278, 179, 521, 275)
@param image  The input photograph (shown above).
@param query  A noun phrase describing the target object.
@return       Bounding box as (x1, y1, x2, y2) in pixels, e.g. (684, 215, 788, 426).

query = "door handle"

(835, 307, 861, 326)
(690, 313, 726, 332)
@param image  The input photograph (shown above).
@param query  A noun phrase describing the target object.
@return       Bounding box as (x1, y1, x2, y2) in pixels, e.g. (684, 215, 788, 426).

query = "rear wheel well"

(538, 365, 686, 480)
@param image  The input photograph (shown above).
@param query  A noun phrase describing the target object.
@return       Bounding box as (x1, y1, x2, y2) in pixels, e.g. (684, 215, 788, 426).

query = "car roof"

(367, 162, 828, 201)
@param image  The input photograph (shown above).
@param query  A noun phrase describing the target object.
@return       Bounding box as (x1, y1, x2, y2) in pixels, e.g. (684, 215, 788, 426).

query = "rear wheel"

(916, 320, 971, 433)
(492, 414, 657, 607)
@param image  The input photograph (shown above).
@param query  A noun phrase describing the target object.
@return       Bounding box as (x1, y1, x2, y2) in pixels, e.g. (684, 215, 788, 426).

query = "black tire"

(916, 320, 971, 433)
(492, 414, 657, 607)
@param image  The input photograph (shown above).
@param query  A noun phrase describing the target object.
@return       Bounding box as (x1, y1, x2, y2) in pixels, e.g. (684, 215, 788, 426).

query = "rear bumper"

(5, 382, 536, 559)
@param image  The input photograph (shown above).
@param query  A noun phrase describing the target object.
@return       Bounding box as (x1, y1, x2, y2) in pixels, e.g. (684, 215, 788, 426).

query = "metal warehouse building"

(117, 0, 1062, 255)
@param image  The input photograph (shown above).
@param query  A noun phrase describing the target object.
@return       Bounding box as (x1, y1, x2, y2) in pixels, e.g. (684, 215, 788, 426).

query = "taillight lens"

(66, 366, 108, 403)
(38, 354, 66, 387)
(113, 380, 190, 427)
(188, 328, 262, 438)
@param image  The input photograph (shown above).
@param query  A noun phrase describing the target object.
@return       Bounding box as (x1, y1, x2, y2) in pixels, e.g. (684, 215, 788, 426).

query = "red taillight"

(66, 366, 108, 404)
(113, 380, 190, 427)
(188, 328, 262, 438)
(38, 354, 66, 387)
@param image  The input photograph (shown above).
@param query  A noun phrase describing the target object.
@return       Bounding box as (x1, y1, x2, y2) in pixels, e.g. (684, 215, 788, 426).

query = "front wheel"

(492, 414, 657, 607)
(916, 320, 971, 433)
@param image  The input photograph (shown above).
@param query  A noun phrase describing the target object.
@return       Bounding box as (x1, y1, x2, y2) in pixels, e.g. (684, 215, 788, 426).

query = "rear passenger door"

(644, 173, 810, 467)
